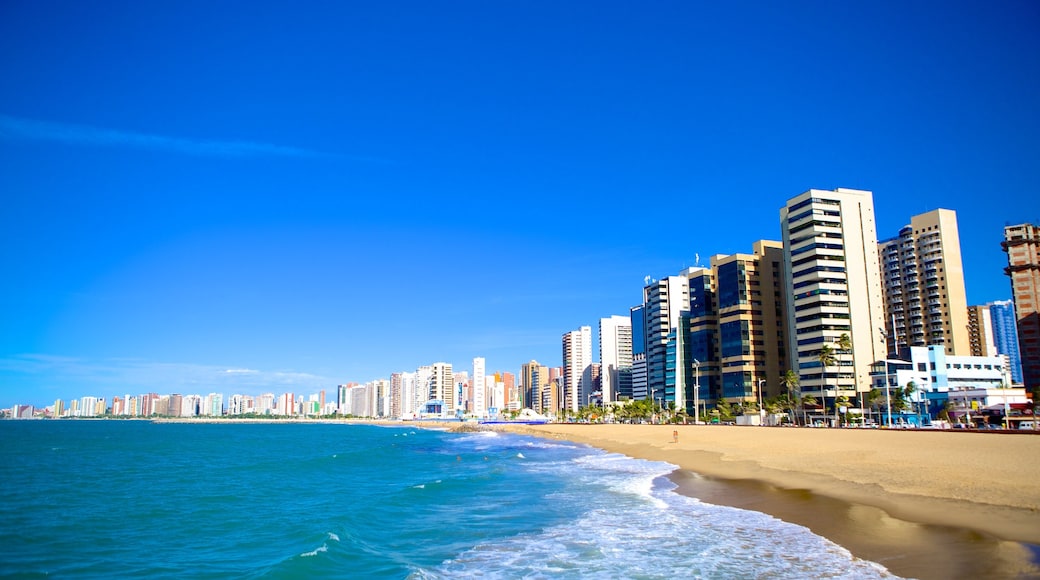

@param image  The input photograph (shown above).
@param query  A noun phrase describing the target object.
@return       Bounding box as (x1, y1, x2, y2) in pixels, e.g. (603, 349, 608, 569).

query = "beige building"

(879, 209, 969, 356)
(781, 188, 888, 406)
(520, 360, 550, 412)
(703, 241, 788, 406)
(1003, 223, 1040, 391)
(967, 304, 998, 357)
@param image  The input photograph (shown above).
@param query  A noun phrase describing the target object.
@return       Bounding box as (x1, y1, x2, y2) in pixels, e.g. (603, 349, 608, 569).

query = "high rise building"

(629, 305, 648, 400)
(990, 301, 1023, 385)
(562, 326, 592, 412)
(781, 188, 887, 409)
(1003, 223, 1040, 392)
(472, 357, 486, 417)
(599, 315, 633, 404)
(643, 276, 690, 405)
(879, 209, 969, 356)
(968, 304, 998, 357)
(521, 360, 550, 412)
(429, 362, 455, 415)
(711, 241, 789, 406)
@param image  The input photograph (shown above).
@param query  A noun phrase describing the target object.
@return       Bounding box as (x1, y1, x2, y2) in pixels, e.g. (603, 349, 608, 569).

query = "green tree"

(716, 401, 736, 422)
(835, 395, 851, 427)
(781, 370, 800, 425)
(800, 394, 818, 426)
(865, 388, 883, 425)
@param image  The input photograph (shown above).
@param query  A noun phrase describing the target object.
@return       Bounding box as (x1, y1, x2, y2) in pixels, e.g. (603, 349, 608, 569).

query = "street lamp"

(884, 361, 893, 428)
(757, 379, 766, 426)
(693, 359, 700, 425)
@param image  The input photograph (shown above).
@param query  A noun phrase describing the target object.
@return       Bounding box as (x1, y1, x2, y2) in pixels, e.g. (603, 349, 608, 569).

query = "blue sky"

(2, 1, 1038, 408)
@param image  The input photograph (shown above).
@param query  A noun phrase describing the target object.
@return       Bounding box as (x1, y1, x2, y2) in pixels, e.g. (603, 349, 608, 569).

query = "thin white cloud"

(0, 114, 335, 159)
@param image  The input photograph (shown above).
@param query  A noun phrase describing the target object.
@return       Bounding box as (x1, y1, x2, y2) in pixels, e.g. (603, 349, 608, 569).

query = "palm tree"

(817, 344, 836, 422)
(781, 370, 800, 425)
(865, 388, 883, 425)
(800, 394, 818, 426)
(835, 395, 851, 427)
(905, 381, 919, 426)
(835, 333, 853, 414)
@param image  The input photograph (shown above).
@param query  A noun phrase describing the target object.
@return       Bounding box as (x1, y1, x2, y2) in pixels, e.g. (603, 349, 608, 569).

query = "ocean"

(0, 421, 898, 578)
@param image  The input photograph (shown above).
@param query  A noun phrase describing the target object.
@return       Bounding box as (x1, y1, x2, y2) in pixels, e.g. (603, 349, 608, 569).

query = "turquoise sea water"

(0, 421, 899, 578)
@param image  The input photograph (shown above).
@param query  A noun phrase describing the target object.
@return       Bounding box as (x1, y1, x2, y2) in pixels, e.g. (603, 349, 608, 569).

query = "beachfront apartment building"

(781, 188, 888, 410)
(879, 209, 970, 357)
(599, 315, 633, 404)
(629, 305, 648, 400)
(643, 276, 690, 407)
(562, 326, 592, 412)
(710, 241, 789, 406)
(1002, 223, 1040, 393)
(427, 362, 455, 415)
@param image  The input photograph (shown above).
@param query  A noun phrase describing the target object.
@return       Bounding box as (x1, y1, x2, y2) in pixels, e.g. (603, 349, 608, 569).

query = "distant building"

(967, 304, 998, 357)
(429, 363, 455, 416)
(1002, 223, 1040, 392)
(562, 326, 592, 412)
(990, 301, 1024, 384)
(599, 315, 632, 404)
(629, 305, 647, 400)
(969, 301, 1023, 384)
(472, 357, 486, 417)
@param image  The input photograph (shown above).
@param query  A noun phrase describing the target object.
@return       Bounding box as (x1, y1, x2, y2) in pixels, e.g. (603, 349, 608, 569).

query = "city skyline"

(3, 2, 1039, 407)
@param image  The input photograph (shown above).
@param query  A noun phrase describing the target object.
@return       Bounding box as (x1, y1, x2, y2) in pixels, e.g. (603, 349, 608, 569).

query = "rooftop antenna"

(643, 275, 652, 286)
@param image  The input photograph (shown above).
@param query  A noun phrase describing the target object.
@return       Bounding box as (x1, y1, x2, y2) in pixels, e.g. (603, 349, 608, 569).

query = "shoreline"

(492, 423, 1040, 580)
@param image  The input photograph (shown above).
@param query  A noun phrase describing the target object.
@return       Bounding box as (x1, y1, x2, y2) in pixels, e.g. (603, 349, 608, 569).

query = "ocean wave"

(300, 543, 328, 558)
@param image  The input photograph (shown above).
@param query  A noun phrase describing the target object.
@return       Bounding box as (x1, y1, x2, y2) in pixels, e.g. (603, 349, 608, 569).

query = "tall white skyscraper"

(781, 188, 887, 408)
(562, 326, 592, 412)
(472, 357, 486, 417)
(643, 276, 690, 403)
(599, 315, 633, 404)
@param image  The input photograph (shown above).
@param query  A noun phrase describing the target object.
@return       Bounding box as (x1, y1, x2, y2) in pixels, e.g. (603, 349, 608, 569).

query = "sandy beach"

(494, 423, 1040, 580)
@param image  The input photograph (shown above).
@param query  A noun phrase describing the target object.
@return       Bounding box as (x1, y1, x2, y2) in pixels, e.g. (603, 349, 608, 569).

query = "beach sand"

(495, 423, 1040, 580)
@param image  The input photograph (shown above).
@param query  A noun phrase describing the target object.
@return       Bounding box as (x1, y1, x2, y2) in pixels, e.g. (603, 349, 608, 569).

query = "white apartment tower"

(643, 276, 690, 403)
(781, 188, 887, 407)
(472, 357, 487, 417)
(562, 326, 593, 412)
(599, 315, 633, 404)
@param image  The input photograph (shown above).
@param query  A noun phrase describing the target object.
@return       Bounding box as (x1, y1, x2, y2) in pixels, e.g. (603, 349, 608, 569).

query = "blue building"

(990, 300, 1023, 384)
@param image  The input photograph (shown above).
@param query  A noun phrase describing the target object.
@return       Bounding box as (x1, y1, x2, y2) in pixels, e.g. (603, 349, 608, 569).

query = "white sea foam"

(419, 439, 901, 579)
(516, 452, 525, 458)
(328, 532, 340, 542)
(300, 544, 328, 557)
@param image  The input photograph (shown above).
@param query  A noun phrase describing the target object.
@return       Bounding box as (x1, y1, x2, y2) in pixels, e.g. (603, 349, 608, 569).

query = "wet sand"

(496, 423, 1040, 580)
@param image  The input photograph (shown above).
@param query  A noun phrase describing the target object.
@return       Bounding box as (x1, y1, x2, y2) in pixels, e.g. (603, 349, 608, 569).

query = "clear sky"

(2, 1, 1038, 408)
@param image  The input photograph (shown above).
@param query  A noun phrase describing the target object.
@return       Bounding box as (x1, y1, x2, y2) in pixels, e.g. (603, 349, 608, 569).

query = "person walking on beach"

(673, 429, 679, 444)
